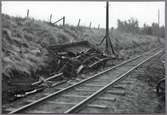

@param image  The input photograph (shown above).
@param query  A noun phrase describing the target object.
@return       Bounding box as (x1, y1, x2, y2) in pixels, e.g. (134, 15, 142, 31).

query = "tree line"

(117, 18, 165, 38)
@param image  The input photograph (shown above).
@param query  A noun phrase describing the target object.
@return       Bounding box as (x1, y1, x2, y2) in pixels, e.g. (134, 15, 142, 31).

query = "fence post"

(77, 19, 81, 27)
(27, 9, 29, 18)
(111, 27, 114, 31)
(63, 16, 65, 26)
(98, 24, 100, 29)
(50, 14, 52, 23)
(157, 9, 160, 43)
(89, 22, 91, 29)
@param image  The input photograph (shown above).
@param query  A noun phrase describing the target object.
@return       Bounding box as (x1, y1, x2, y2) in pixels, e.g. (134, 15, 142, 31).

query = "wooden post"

(110, 27, 114, 33)
(105, 1, 110, 54)
(98, 24, 100, 29)
(157, 9, 160, 43)
(77, 19, 81, 27)
(89, 22, 91, 29)
(27, 9, 29, 18)
(63, 16, 65, 26)
(50, 14, 52, 23)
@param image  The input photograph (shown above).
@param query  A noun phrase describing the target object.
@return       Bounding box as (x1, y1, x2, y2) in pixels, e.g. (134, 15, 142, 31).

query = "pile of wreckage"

(47, 40, 115, 78)
(6, 41, 116, 101)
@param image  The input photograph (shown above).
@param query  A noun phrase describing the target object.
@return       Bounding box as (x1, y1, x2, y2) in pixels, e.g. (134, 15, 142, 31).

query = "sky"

(2, 1, 165, 28)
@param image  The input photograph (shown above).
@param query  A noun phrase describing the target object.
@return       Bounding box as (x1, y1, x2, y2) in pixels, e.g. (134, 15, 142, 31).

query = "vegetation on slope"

(2, 14, 162, 98)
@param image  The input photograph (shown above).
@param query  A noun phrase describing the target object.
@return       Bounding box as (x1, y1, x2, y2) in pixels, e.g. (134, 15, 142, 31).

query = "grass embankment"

(2, 14, 162, 102)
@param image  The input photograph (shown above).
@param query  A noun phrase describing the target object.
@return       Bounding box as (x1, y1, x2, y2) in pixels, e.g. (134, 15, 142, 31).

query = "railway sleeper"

(84, 84, 104, 87)
(51, 80, 67, 87)
(120, 81, 133, 84)
(24, 110, 52, 113)
(54, 87, 98, 92)
(61, 94, 116, 101)
(44, 101, 108, 109)
(106, 90, 126, 96)
(112, 85, 126, 89)
(85, 80, 112, 85)
(74, 88, 98, 92)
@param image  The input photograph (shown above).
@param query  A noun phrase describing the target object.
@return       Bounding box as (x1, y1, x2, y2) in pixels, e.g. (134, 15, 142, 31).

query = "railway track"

(4, 48, 163, 114)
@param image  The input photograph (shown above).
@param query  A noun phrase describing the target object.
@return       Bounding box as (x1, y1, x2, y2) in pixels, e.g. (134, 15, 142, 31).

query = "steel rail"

(64, 49, 163, 113)
(9, 48, 160, 114)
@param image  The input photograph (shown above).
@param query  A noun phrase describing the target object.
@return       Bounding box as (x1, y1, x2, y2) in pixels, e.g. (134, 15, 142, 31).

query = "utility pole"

(105, 1, 110, 54)
(99, 1, 115, 56)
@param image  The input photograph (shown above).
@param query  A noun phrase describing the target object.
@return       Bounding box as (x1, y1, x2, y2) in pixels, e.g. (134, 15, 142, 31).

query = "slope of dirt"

(2, 14, 162, 103)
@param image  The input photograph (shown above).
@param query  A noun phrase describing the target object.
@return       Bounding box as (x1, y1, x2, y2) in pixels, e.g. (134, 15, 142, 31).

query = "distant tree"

(141, 23, 153, 35)
(141, 22, 165, 37)
(152, 23, 159, 36)
(159, 26, 165, 38)
(117, 18, 139, 33)
(117, 18, 165, 37)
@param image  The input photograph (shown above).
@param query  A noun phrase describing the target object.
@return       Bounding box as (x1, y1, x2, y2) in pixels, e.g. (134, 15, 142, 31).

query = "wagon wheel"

(156, 78, 165, 96)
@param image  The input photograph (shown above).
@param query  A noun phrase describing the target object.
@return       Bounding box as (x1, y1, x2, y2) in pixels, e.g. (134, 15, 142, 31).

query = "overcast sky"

(2, 1, 165, 28)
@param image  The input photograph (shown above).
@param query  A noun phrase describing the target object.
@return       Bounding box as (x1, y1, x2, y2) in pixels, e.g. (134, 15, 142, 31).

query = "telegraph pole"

(99, 1, 115, 56)
(105, 1, 109, 54)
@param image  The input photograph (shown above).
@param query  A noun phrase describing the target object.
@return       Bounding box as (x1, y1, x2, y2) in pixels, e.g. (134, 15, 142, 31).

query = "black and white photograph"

(1, 1, 165, 114)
